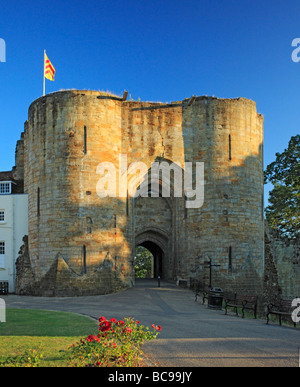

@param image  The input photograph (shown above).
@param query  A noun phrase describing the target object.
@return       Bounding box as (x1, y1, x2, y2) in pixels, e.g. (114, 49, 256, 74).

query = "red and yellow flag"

(44, 53, 55, 81)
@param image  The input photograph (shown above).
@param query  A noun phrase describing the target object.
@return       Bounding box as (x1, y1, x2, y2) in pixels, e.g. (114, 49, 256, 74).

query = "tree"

(134, 246, 153, 278)
(264, 134, 300, 239)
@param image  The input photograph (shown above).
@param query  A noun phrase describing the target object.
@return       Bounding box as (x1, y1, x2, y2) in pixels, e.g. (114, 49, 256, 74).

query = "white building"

(0, 173, 28, 292)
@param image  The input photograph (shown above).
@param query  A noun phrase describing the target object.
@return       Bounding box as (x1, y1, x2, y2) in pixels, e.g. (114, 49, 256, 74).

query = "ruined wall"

(12, 131, 25, 182)
(18, 90, 264, 296)
(265, 225, 300, 299)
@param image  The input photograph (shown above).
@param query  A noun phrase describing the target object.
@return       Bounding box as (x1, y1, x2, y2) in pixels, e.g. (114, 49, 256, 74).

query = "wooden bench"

(0, 281, 8, 295)
(225, 294, 258, 318)
(190, 279, 210, 304)
(266, 299, 297, 327)
(178, 279, 188, 288)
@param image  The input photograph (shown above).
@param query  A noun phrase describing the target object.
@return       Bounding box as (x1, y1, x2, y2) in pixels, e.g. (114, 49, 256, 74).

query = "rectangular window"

(0, 242, 5, 255)
(0, 182, 11, 194)
(229, 134, 232, 161)
(0, 242, 5, 268)
(0, 211, 4, 222)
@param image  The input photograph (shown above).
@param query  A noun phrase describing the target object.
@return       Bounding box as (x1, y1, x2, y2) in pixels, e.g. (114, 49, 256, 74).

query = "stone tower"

(16, 89, 264, 296)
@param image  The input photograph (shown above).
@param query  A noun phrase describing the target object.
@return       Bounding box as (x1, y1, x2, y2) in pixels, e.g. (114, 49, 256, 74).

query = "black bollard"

(157, 276, 160, 287)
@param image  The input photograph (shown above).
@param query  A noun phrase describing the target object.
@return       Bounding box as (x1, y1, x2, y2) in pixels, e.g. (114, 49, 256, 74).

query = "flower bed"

(67, 316, 161, 367)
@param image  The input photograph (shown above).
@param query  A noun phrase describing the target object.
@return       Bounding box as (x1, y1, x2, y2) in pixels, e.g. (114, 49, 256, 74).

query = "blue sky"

(1, 0, 300, 204)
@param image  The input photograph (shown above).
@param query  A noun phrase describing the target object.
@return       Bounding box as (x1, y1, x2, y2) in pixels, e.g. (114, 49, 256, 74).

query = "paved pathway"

(3, 279, 300, 367)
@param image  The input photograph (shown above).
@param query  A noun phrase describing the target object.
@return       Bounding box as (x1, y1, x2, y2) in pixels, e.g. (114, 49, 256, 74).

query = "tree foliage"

(264, 134, 300, 239)
(134, 246, 153, 278)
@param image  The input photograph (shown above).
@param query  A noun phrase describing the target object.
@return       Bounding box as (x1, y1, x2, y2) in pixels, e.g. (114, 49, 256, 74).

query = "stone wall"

(15, 235, 34, 295)
(12, 131, 25, 182)
(264, 225, 300, 300)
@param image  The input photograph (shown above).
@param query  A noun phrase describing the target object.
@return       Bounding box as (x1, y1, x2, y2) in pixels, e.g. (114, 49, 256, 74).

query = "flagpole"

(43, 50, 46, 96)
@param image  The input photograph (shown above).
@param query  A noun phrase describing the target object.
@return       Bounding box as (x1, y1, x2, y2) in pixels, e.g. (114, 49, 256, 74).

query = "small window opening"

(83, 126, 87, 154)
(228, 246, 232, 272)
(184, 194, 188, 219)
(83, 245, 87, 274)
(37, 187, 40, 216)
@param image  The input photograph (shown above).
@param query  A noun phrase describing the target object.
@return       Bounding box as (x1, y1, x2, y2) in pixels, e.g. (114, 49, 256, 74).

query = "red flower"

(99, 320, 111, 332)
(99, 316, 106, 322)
(118, 320, 125, 326)
(86, 334, 94, 342)
(110, 318, 117, 323)
(152, 324, 162, 331)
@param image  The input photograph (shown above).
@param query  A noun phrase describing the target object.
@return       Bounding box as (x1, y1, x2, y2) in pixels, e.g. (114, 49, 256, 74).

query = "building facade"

(12, 89, 264, 296)
(0, 172, 28, 292)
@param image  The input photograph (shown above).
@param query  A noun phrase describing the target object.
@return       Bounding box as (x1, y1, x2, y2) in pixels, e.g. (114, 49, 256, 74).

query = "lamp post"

(203, 258, 220, 288)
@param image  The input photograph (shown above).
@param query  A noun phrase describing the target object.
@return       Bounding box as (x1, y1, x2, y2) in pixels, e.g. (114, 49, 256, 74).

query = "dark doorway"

(136, 241, 164, 278)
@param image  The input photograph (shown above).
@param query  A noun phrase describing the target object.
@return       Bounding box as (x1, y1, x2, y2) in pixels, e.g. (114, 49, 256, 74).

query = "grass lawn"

(0, 309, 98, 367)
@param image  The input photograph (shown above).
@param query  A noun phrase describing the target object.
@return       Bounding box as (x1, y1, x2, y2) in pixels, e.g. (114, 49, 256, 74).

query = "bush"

(134, 246, 153, 278)
(1, 348, 43, 367)
(67, 316, 161, 367)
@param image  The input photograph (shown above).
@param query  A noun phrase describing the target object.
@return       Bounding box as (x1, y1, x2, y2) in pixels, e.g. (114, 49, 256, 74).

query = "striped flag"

(44, 52, 55, 81)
